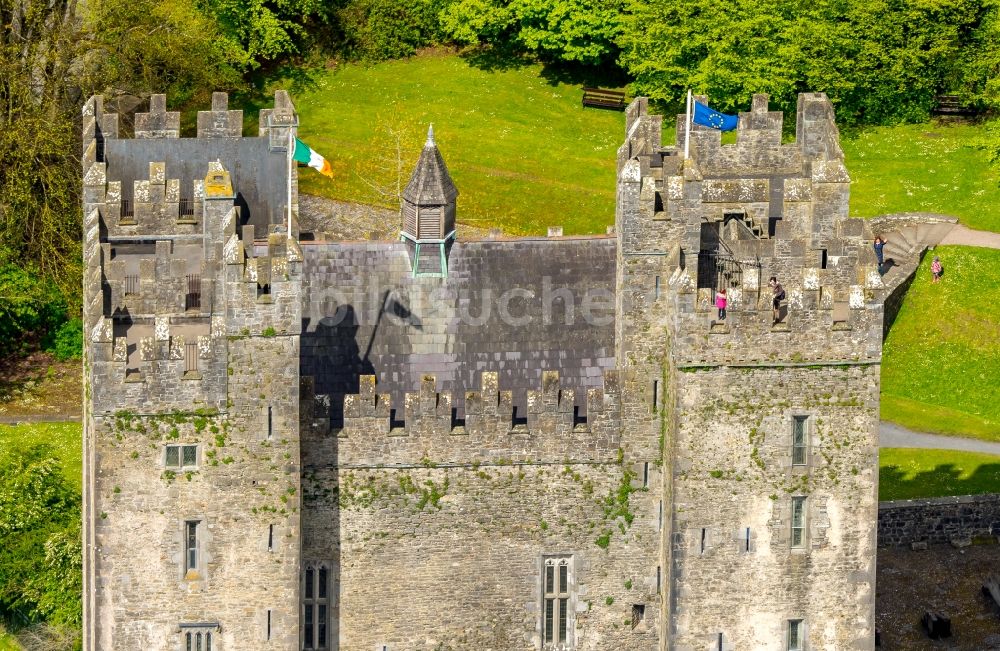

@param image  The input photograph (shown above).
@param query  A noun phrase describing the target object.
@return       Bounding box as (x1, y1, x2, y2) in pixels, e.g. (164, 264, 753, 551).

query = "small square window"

(166, 445, 198, 470)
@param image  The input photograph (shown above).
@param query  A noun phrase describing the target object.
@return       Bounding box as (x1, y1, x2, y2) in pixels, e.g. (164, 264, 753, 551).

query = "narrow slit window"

(652, 380, 659, 410)
(700, 528, 706, 554)
(656, 566, 661, 594)
(654, 275, 661, 299)
(267, 406, 273, 440)
(185, 521, 199, 573)
(718, 632, 724, 651)
(643, 462, 649, 488)
(787, 619, 803, 650)
(791, 497, 806, 548)
(658, 501, 663, 532)
(266, 609, 271, 641)
(268, 524, 274, 552)
(745, 527, 751, 552)
(792, 416, 808, 466)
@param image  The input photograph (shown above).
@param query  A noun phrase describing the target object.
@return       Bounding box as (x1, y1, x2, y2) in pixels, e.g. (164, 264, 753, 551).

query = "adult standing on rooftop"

(769, 276, 785, 324)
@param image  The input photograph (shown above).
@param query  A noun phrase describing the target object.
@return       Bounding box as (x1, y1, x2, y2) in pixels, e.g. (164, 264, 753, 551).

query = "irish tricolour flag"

(292, 137, 333, 177)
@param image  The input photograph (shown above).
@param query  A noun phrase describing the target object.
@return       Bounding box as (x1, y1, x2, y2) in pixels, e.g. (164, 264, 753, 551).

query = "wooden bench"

(582, 87, 626, 110)
(933, 94, 978, 116)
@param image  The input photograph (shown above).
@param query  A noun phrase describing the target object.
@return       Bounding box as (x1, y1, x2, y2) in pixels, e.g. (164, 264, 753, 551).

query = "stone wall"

(877, 494, 1000, 548)
(668, 365, 879, 650)
(619, 94, 882, 651)
(83, 92, 305, 651)
(302, 453, 663, 650)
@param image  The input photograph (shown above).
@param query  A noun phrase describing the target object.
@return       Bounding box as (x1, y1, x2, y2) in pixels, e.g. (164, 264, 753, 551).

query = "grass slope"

(842, 121, 1000, 232)
(879, 447, 1000, 501)
(280, 52, 624, 235)
(0, 628, 18, 651)
(0, 421, 82, 489)
(881, 246, 1000, 440)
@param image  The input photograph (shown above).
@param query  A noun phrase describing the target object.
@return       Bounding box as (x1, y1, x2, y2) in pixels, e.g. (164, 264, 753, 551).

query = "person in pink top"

(931, 255, 942, 283)
(715, 287, 727, 320)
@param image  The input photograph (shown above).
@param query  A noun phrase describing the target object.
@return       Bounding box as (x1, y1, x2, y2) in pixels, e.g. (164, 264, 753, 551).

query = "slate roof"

(401, 129, 458, 205)
(104, 137, 287, 238)
(300, 236, 617, 425)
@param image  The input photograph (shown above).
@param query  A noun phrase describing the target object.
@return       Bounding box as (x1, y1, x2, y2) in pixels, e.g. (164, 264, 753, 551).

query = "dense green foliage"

(881, 246, 1000, 440)
(441, 0, 625, 65)
(619, 0, 1000, 124)
(0, 266, 68, 358)
(880, 448, 1000, 500)
(0, 444, 81, 628)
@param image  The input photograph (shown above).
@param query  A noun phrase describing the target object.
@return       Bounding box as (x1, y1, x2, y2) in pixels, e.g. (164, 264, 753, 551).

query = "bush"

(339, 0, 447, 61)
(45, 320, 82, 362)
(0, 265, 67, 358)
(0, 445, 81, 628)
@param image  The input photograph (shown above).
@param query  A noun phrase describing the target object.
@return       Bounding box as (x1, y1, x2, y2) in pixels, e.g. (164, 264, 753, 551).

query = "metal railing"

(178, 198, 195, 217)
(124, 275, 139, 295)
(120, 199, 134, 219)
(185, 275, 201, 311)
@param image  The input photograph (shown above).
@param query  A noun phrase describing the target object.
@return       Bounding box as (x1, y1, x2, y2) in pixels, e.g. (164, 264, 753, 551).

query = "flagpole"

(684, 89, 692, 160)
(287, 129, 293, 239)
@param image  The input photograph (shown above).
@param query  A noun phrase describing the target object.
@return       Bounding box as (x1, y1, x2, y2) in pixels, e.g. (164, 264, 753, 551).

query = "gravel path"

(939, 223, 1000, 249)
(880, 421, 1000, 455)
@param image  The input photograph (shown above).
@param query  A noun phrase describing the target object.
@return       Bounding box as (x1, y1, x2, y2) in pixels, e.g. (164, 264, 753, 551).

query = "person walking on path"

(931, 255, 943, 283)
(769, 276, 785, 324)
(715, 287, 727, 320)
(873, 236, 886, 275)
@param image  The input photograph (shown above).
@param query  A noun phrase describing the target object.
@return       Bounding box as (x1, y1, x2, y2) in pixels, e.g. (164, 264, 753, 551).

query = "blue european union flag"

(693, 101, 739, 132)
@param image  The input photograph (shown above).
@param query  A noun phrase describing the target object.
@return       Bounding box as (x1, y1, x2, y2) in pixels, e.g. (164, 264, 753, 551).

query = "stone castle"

(82, 90, 884, 650)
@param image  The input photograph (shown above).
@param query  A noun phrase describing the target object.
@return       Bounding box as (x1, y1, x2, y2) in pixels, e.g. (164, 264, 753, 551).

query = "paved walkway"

(939, 223, 1000, 249)
(880, 421, 1000, 455)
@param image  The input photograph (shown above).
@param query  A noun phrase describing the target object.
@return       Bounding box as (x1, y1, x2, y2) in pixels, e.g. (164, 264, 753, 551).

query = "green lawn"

(879, 447, 1000, 501)
(0, 628, 19, 651)
(273, 52, 624, 236)
(0, 421, 82, 489)
(842, 121, 1000, 232)
(881, 246, 1000, 440)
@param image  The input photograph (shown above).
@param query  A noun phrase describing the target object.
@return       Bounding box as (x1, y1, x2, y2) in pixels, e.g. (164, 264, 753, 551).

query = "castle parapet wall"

(300, 370, 623, 467)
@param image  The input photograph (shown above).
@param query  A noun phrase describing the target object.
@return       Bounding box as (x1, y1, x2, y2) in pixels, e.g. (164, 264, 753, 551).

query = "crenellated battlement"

(617, 93, 886, 366)
(82, 91, 298, 242)
(300, 370, 624, 466)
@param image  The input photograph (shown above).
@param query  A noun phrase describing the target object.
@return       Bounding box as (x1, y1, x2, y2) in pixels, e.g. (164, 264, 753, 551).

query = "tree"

(441, 0, 626, 66)
(0, 445, 81, 627)
(618, 0, 990, 125)
(199, 0, 331, 66)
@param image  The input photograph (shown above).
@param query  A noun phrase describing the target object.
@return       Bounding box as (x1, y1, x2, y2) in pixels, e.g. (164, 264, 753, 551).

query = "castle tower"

(400, 125, 458, 276)
(82, 92, 303, 651)
(616, 94, 881, 650)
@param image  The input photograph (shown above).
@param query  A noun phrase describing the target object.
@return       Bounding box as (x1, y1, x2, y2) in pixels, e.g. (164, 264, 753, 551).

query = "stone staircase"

(869, 213, 958, 291)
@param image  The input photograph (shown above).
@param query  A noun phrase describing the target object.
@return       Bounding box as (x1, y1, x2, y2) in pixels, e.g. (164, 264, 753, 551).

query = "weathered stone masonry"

(83, 90, 885, 650)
